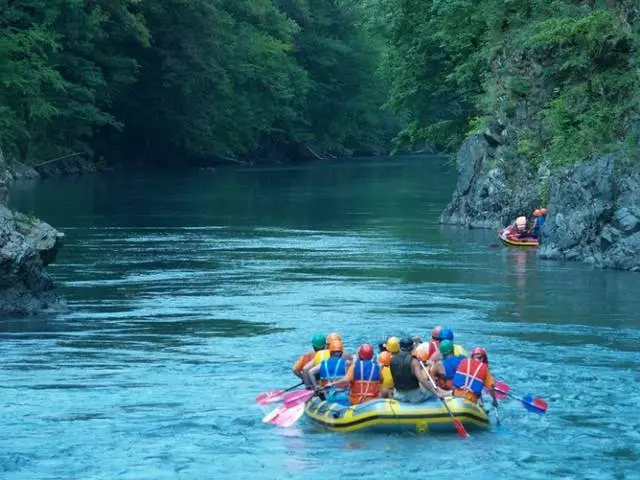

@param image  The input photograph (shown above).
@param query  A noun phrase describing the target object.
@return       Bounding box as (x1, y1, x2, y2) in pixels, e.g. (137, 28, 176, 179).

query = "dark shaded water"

(3, 157, 639, 479)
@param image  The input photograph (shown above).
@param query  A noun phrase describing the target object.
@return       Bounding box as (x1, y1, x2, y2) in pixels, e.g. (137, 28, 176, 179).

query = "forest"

(1, 0, 638, 167)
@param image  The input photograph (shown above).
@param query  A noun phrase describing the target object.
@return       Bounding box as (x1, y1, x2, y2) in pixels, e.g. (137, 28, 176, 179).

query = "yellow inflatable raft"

(498, 226, 539, 247)
(304, 396, 490, 433)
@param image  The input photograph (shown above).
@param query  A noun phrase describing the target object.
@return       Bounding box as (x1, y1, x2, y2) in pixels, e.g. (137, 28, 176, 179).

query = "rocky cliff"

(440, 127, 640, 271)
(0, 148, 66, 315)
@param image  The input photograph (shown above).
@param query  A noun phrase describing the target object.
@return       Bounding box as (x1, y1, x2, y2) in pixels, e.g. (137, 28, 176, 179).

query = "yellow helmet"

(385, 336, 400, 354)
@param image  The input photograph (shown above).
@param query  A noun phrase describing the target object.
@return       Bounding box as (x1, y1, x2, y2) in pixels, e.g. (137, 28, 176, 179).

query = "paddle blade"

(283, 389, 314, 408)
(491, 380, 510, 400)
(272, 403, 306, 428)
(453, 417, 469, 439)
(521, 394, 548, 415)
(256, 389, 284, 405)
(262, 405, 287, 424)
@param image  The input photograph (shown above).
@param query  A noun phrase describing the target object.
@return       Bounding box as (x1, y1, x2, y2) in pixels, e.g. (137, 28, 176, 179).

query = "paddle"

(484, 379, 509, 400)
(494, 386, 548, 415)
(262, 404, 288, 424)
(421, 363, 469, 439)
(283, 380, 346, 408)
(270, 402, 306, 428)
(283, 389, 315, 408)
(256, 382, 303, 405)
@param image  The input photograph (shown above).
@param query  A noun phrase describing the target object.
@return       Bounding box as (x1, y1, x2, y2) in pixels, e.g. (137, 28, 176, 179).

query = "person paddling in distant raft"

(292, 334, 326, 381)
(390, 337, 440, 403)
(428, 340, 466, 392)
(308, 339, 350, 406)
(514, 215, 528, 238)
(377, 351, 394, 397)
(341, 343, 384, 405)
(531, 208, 547, 239)
(453, 347, 498, 408)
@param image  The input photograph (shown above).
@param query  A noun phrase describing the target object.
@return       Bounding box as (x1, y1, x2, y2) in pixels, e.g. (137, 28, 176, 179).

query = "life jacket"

(381, 365, 394, 389)
(390, 351, 419, 391)
(453, 358, 488, 395)
(350, 360, 381, 405)
(313, 349, 330, 366)
(319, 356, 346, 386)
(437, 354, 465, 390)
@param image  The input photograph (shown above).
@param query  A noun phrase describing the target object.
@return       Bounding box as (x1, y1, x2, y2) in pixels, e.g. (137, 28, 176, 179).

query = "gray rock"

(537, 155, 640, 271)
(0, 147, 66, 315)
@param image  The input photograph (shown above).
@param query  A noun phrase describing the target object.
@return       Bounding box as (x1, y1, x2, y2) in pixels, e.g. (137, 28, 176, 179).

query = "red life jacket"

(453, 358, 488, 395)
(350, 360, 381, 404)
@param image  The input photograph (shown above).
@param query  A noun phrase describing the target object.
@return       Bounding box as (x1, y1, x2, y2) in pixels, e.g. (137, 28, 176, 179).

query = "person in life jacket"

(428, 340, 466, 391)
(453, 347, 498, 407)
(415, 325, 443, 360)
(429, 327, 467, 360)
(390, 337, 440, 403)
(293, 334, 326, 381)
(377, 351, 394, 397)
(308, 339, 350, 405)
(531, 208, 547, 238)
(302, 332, 340, 385)
(340, 343, 385, 405)
(514, 215, 528, 237)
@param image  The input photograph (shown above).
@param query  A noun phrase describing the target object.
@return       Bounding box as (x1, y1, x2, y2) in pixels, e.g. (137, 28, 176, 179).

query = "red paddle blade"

(453, 418, 469, 439)
(521, 394, 547, 415)
(492, 380, 510, 400)
(256, 389, 284, 405)
(283, 389, 314, 408)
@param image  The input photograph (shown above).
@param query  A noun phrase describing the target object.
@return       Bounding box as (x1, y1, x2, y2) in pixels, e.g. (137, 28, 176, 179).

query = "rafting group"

(293, 328, 495, 407)
(258, 327, 547, 434)
(499, 207, 548, 247)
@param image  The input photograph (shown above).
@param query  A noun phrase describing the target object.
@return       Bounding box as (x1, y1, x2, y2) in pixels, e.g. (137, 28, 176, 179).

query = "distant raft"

(303, 396, 490, 433)
(499, 225, 539, 247)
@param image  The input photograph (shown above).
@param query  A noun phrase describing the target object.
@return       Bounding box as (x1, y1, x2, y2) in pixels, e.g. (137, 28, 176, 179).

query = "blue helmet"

(438, 328, 454, 341)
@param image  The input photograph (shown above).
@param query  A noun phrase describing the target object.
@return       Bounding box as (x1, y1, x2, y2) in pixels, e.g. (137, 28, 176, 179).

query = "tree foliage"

(387, 0, 640, 165)
(0, 0, 397, 165)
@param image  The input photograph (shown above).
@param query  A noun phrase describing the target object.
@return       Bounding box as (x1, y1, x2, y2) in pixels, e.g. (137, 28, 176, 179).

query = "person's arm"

(414, 359, 441, 397)
(336, 364, 354, 389)
(308, 365, 321, 390)
(292, 355, 306, 379)
(486, 369, 498, 407)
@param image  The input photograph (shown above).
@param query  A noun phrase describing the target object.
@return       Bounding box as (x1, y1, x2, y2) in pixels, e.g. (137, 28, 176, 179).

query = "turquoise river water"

(2, 156, 639, 479)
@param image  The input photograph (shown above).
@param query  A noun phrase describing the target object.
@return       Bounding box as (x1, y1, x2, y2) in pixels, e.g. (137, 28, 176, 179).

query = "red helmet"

(431, 325, 443, 341)
(358, 343, 374, 360)
(471, 347, 489, 364)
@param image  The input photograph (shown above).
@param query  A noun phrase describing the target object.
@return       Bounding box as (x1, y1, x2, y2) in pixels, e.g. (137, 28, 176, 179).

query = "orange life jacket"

(453, 358, 488, 402)
(350, 360, 381, 405)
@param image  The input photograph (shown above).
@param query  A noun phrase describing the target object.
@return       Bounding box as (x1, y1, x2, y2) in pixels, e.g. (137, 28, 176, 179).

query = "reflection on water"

(3, 157, 640, 479)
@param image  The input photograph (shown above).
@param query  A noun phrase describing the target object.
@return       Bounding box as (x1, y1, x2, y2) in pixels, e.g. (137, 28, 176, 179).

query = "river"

(3, 156, 639, 479)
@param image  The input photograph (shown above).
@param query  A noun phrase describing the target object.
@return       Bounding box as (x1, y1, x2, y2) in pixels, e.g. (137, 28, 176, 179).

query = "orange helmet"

(533, 209, 542, 217)
(327, 332, 342, 343)
(378, 351, 392, 367)
(540, 208, 548, 216)
(328, 339, 343, 353)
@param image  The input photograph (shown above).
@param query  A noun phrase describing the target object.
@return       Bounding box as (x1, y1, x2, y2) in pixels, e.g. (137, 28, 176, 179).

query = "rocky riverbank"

(0, 149, 67, 315)
(440, 126, 640, 271)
